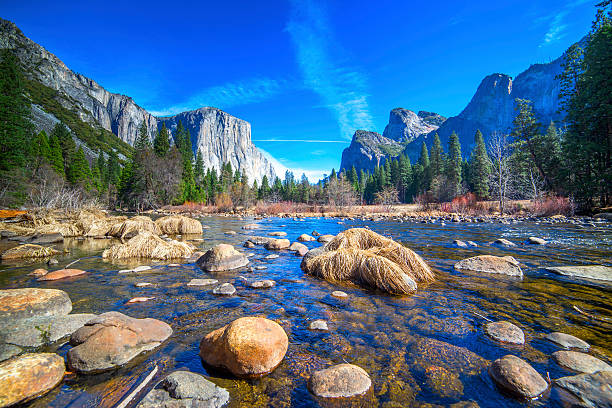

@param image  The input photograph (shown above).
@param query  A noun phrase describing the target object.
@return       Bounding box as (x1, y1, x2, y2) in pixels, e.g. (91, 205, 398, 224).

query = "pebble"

(213, 283, 236, 295)
(309, 320, 329, 331)
(135, 282, 153, 287)
(331, 290, 348, 298)
(126, 297, 154, 304)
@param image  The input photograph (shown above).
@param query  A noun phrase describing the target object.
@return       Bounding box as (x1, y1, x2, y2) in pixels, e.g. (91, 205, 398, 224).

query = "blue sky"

(2, 0, 596, 181)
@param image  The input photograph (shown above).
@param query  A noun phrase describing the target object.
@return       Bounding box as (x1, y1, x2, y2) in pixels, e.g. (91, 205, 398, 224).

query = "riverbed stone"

(264, 254, 279, 259)
(28, 233, 63, 244)
(484, 321, 525, 345)
(197, 244, 249, 272)
(38, 268, 86, 281)
(425, 365, 463, 399)
(243, 241, 255, 248)
(317, 234, 335, 243)
(0, 353, 65, 407)
(212, 283, 236, 295)
(554, 371, 612, 408)
(1, 313, 96, 348)
(412, 338, 488, 375)
(331, 290, 348, 298)
(67, 311, 172, 374)
(545, 265, 612, 283)
(298, 234, 315, 242)
(289, 241, 308, 255)
(493, 238, 516, 247)
(246, 236, 272, 245)
(268, 231, 287, 237)
(199, 316, 288, 378)
(248, 280, 275, 289)
(552, 350, 612, 374)
(309, 320, 329, 331)
(527, 237, 547, 245)
(454, 255, 523, 277)
(0, 288, 72, 323)
(545, 332, 590, 351)
(187, 278, 219, 286)
(308, 363, 371, 398)
(242, 223, 260, 230)
(488, 355, 548, 398)
(137, 370, 230, 408)
(454, 240, 468, 248)
(29, 268, 48, 277)
(265, 238, 290, 250)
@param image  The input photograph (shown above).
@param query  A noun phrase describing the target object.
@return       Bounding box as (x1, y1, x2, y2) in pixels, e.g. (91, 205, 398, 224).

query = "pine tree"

(106, 150, 121, 185)
(34, 131, 51, 162)
(469, 130, 491, 198)
(134, 121, 151, 151)
(51, 123, 74, 172)
(68, 146, 91, 187)
(446, 132, 462, 197)
(48, 133, 65, 176)
(399, 154, 412, 202)
(194, 150, 205, 184)
(153, 123, 170, 157)
(429, 134, 444, 181)
(260, 174, 270, 199)
(417, 142, 430, 192)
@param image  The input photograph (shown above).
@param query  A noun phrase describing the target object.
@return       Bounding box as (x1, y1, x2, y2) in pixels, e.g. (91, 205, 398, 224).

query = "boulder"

(454, 255, 523, 277)
(137, 370, 229, 408)
(67, 312, 172, 374)
(554, 371, 612, 408)
(199, 316, 288, 377)
(552, 350, 612, 374)
(298, 234, 315, 242)
(527, 237, 547, 245)
(1, 244, 60, 260)
(488, 355, 548, 398)
(289, 242, 308, 256)
(197, 244, 249, 272)
(308, 364, 371, 398)
(317, 234, 335, 243)
(0, 344, 21, 362)
(212, 283, 236, 295)
(28, 233, 64, 244)
(0, 288, 71, 323)
(2, 313, 95, 348)
(0, 353, 65, 407)
(494, 238, 516, 247)
(265, 239, 290, 250)
(38, 268, 86, 281)
(545, 265, 612, 283)
(484, 321, 525, 345)
(545, 332, 590, 351)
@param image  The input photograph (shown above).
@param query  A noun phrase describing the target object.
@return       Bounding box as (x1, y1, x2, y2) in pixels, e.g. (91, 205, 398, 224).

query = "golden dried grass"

(102, 231, 196, 260)
(1, 244, 60, 260)
(35, 222, 81, 237)
(155, 215, 203, 235)
(106, 216, 161, 239)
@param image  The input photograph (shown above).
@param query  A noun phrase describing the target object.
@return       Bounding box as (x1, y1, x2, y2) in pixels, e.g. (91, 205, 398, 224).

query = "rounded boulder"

(308, 363, 371, 398)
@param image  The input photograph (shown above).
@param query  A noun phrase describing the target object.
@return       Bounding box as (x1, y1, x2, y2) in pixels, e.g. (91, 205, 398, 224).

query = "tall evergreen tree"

(429, 134, 444, 181)
(153, 123, 170, 157)
(67, 146, 91, 187)
(48, 133, 65, 176)
(446, 132, 462, 197)
(468, 130, 491, 198)
(51, 123, 74, 172)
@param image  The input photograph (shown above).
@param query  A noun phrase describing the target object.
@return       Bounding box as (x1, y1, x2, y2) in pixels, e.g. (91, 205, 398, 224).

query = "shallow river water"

(1, 215, 611, 407)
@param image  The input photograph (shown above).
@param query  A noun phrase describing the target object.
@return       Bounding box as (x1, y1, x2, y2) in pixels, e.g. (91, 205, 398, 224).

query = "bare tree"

(488, 132, 514, 214)
(325, 177, 357, 208)
(375, 186, 400, 212)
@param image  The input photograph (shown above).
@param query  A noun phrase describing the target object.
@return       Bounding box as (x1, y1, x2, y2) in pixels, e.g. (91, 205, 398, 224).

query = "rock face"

(199, 317, 288, 378)
(67, 312, 172, 373)
(454, 255, 523, 277)
(197, 244, 249, 272)
(158, 108, 276, 182)
(552, 351, 612, 374)
(308, 364, 371, 398)
(382, 108, 445, 143)
(137, 370, 230, 408)
(0, 353, 65, 407)
(489, 355, 548, 398)
(555, 371, 612, 408)
(339, 130, 402, 172)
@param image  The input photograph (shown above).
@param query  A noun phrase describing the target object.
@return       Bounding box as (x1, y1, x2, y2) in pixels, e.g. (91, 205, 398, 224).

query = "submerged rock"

(0, 353, 65, 407)
(199, 316, 288, 378)
(454, 255, 523, 277)
(242, 223, 260, 230)
(412, 338, 488, 375)
(67, 311, 172, 374)
(268, 231, 287, 237)
(248, 280, 275, 289)
(554, 371, 612, 408)
(545, 265, 612, 283)
(489, 355, 547, 398)
(552, 350, 612, 374)
(527, 237, 547, 245)
(425, 365, 463, 399)
(484, 321, 525, 345)
(137, 370, 229, 408)
(545, 332, 590, 351)
(197, 244, 249, 272)
(38, 268, 86, 281)
(308, 363, 371, 398)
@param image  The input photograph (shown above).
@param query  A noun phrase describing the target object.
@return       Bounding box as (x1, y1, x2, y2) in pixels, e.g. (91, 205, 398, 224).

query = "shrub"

(532, 195, 575, 216)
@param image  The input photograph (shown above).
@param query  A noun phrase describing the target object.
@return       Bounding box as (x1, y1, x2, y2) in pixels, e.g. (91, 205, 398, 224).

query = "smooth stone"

(255, 266, 267, 270)
(133, 265, 152, 272)
(454, 255, 523, 277)
(454, 240, 468, 248)
(0, 353, 65, 407)
(317, 234, 335, 243)
(199, 317, 288, 377)
(243, 241, 255, 248)
(494, 238, 516, 247)
(527, 236, 547, 245)
(212, 283, 236, 295)
(331, 291, 348, 298)
(187, 278, 219, 286)
(168, 263, 181, 267)
(246, 236, 272, 245)
(38, 268, 86, 281)
(554, 371, 612, 408)
(467, 241, 478, 247)
(248, 280, 275, 289)
(489, 355, 548, 398)
(126, 297, 154, 304)
(298, 234, 315, 242)
(545, 332, 590, 351)
(268, 231, 287, 237)
(0, 288, 72, 323)
(135, 282, 153, 287)
(309, 320, 328, 331)
(553, 350, 612, 374)
(264, 254, 279, 259)
(289, 242, 308, 255)
(137, 370, 230, 408)
(308, 364, 371, 398)
(242, 223, 260, 230)
(545, 265, 612, 283)
(1, 313, 96, 347)
(224, 231, 236, 235)
(484, 321, 525, 345)
(67, 311, 172, 374)
(265, 239, 290, 250)
(28, 233, 63, 244)
(197, 244, 249, 272)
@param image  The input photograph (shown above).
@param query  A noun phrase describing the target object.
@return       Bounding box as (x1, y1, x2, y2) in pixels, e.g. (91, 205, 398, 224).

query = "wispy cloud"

(253, 139, 346, 143)
(150, 77, 288, 116)
(260, 148, 327, 182)
(538, 0, 592, 47)
(286, 0, 375, 140)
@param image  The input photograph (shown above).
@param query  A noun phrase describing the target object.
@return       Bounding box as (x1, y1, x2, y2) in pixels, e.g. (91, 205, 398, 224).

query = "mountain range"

(0, 18, 276, 182)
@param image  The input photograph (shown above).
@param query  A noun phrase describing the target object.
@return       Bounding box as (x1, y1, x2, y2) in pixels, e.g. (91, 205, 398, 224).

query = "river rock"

(425, 365, 464, 399)
(317, 234, 335, 243)
(552, 350, 612, 374)
(28, 232, 64, 244)
(199, 316, 288, 377)
(527, 237, 547, 245)
(545, 332, 590, 351)
(309, 320, 329, 331)
(197, 244, 249, 272)
(29, 268, 48, 277)
(412, 338, 488, 375)
(545, 265, 612, 283)
(268, 231, 287, 237)
(289, 242, 308, 256)
(244, 241, 255, 248)
(484, 321, 525, 345)
(38, 268, 86, 281)
(137, 370, 230, 408)
(454, 255, 523, 277)
(264, 254, 279, 259)
(248, 280, 275, 289)
(554, 371, 612, 408)
(308, 364, 371, 398)
(187, 278, 219, 286)
(67, 311, 172, 374)
(265, 238, 290, 250)
(331, 290, 348, 298)
(454, 240, 468, 248)
(242, 223, 260, 230)
(489, 355, 548, 398)
(126, 297, 154, 304)
(246, 236, 272, 245)
(1, 313, 96, 348)
(298, 234, 315, 242)
(493, 238, 516, 247)
(0, 353, 65, 407)
(0, 288, 72, 323)
(212, 283, 236, 295)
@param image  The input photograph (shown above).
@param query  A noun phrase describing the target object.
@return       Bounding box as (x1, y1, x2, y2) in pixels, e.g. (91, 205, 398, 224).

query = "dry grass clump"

(76, 209, 127, 237)
(155, 215, 203, 235)
(1, 244, 60, 260)
(102, 231, 195, 260)
(35, 222, 82, 237)
(106, 216, 161, 239)
(302, 228, 434, 295)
